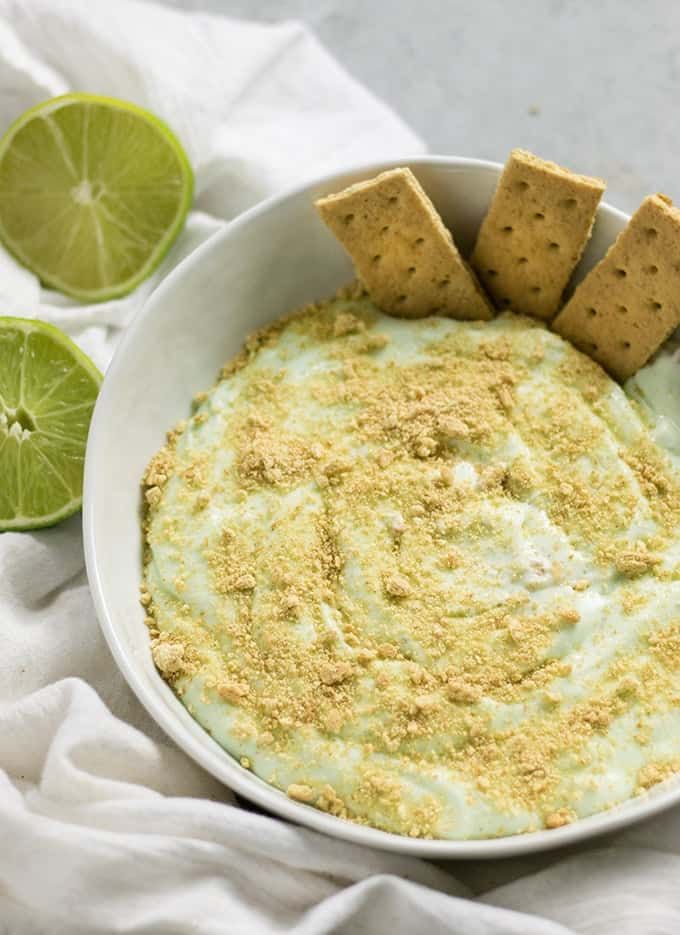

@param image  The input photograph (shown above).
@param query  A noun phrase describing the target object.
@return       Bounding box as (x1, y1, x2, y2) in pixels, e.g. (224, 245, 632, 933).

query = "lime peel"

(0, 93, 193, 302)
(0, 316, 102, 531)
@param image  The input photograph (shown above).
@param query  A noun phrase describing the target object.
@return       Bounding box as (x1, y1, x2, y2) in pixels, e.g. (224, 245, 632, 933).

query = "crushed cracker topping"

(142, 287, 680, 840)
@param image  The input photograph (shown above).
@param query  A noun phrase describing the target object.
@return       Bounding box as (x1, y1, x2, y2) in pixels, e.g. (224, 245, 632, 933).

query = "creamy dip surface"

(142, 288, 680, 840)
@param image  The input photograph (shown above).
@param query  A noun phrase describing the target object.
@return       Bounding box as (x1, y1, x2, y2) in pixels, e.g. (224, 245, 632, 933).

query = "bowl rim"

(83, 153, 680, 859)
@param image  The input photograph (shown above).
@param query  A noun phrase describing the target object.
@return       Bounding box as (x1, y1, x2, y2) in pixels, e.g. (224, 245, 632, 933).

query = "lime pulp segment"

(0, 317, 101, 530)
(0, 94, 193, 301)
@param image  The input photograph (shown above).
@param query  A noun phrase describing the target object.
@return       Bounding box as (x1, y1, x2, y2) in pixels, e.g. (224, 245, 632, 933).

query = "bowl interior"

(83, 156, 680, 858)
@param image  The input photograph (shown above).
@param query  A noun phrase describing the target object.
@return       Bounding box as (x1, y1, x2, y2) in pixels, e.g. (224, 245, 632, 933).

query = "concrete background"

(160, 0, 680, 216)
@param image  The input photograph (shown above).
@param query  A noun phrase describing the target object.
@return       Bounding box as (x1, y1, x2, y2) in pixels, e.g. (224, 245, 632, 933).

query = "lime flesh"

(0, 317, 101, 530)
(0, 94, 193, 301)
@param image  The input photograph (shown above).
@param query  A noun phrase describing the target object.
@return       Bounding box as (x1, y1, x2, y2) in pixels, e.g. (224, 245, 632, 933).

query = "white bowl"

(83, 155, 680, 858)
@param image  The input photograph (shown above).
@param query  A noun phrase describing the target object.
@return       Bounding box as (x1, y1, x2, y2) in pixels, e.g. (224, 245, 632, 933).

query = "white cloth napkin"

(0, 1, 679, 932)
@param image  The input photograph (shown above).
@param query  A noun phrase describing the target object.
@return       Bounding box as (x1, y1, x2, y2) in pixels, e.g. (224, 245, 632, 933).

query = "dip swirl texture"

(143, 289, 680, 839)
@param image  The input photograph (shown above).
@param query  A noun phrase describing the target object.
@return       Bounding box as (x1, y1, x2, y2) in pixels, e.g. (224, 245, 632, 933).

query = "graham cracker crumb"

(287, 783, 315, 803)
(614, 548, 662, 577)
(384, 573, 412, 598)
(233, 573, 256, 591)
(319, 661, 354, 685)
(545, 808, 576, 829)
(152, 642, 185, 677)
(334, 312, 364, 337)
(145, 486, 162, 507)
(141, 287, 680, 841)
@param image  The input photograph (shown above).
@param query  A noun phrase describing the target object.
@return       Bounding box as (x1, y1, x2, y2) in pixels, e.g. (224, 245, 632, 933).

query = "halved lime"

(0, 317, 101, 530)
(0, 94, 193, 301)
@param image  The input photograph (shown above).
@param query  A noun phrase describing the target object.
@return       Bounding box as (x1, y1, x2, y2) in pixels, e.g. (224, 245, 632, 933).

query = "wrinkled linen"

(0, 1, 678, 932)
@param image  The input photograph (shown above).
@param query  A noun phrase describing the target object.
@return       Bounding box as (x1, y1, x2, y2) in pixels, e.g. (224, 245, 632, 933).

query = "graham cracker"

(552, 194, 680, 381)
(315, 168, 493, 320)
(471, 149, 605, 320)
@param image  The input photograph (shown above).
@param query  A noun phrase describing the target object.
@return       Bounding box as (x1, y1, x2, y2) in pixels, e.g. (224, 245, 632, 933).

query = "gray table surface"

(160, 0, 679, 216)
